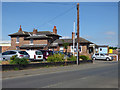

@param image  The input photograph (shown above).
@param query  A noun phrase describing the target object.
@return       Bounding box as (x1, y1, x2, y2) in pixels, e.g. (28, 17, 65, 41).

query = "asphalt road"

(2, 61, 118, 88)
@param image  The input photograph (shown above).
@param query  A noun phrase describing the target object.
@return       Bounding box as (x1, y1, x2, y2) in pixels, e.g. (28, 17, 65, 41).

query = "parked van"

(26, 50, 43, 61)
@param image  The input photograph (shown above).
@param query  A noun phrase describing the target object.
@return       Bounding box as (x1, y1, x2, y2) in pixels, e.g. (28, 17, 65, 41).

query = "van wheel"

(106, 58, 110, 61)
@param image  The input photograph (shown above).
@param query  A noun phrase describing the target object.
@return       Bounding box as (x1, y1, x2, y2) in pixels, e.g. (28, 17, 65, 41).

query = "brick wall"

(1, 46, 10, 52)
(33, 40, 48, 44)
(9, 36, 48, 50)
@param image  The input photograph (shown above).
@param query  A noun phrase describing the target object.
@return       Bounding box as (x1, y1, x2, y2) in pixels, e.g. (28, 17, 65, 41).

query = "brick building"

(0, 41, 11, 53)
(8, 25, 94, 57)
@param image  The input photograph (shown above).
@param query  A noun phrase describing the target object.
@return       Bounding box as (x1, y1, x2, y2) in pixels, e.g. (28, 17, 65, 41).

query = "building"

(0, 41, 11, 53)
(8, 25, 95, 57)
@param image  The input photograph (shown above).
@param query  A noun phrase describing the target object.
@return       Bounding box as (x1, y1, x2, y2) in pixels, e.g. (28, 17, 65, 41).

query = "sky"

(2, 2, 118, 47)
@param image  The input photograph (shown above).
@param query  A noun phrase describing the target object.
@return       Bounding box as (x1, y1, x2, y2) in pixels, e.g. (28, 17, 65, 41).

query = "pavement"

(2, 60, 118, 88)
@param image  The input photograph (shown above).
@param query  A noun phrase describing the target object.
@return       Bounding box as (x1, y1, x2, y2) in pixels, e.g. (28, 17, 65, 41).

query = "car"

(2, 50, 29, 61)
(40, 50, 53, 61)
(92, 53, 113, 61)
(26, 50, 43, 61)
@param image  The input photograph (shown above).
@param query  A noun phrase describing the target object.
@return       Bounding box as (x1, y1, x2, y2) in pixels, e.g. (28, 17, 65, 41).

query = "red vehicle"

(40, 50, 53, 61)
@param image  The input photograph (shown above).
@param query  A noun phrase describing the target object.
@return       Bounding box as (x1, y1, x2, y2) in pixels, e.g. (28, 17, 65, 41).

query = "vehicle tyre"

(106, 58, 110, 61)
(92, 57, 96, 60)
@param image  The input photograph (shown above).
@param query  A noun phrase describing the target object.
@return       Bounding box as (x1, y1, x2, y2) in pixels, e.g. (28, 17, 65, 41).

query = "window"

(95, 53, 99, 56)
(19, 51, 28, 55)
(30, 39, 33, 44)
(100, 48, 102, 51)
(16, 46, 19, 50)
(16, 36, 19, 43)
(2, 51, 9, 55)
(10, 51, 16, 54)
(60, 46, 64, 51)
(100, 54, 104, 56)
(35, 51, 42, 55)
(79, 46, 82, 52)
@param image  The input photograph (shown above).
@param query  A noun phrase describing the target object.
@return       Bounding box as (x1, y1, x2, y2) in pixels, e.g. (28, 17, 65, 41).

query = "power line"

(40, 2, 76, 6)
(40, 5, 76, 27)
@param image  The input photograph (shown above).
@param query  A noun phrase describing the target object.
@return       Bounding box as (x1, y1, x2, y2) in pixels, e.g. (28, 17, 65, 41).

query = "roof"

(9, 31, 61, 37)
(8, 31, 30, 36)
(53, 37, 93, 44)
(20, 44, 47, 48)
(97, 45, 109, 47)
(24, 35, 53, 40)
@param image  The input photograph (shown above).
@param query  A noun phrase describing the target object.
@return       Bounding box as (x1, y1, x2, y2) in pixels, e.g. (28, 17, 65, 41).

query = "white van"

(26, 50, 43, 61)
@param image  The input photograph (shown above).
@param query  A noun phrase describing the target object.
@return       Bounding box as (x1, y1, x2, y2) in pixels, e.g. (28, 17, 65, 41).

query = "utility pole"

(77, 3, 79, 65)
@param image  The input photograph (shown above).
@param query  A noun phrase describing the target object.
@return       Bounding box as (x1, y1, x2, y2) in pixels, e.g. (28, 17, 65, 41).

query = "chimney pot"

(18, 25, 22, 32)
(53, 26, 57, 34)
(33, 29, 37, 35)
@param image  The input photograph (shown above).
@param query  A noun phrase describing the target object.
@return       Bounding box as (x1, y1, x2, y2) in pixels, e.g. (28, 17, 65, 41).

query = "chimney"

(53, 26, 57, 34)
(72, 32, 75, 40)
(18, 25, 22, 32)
(33, 28, 37, 35)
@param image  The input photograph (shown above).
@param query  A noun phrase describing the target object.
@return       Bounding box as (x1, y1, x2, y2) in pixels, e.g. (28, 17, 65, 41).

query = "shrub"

(79, 55, 89, 60)
(68, 56, 77, 61)
(10, 55, 29, 65)
(47, 53, 64, 62)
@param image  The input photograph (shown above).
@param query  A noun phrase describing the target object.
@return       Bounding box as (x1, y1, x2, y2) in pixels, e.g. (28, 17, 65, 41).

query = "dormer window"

(30, 39, 33, 44)
(16, 36, 19, 43)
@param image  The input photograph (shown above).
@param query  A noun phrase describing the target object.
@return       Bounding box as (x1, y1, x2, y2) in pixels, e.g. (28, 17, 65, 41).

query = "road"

(2, 61, 118, 88)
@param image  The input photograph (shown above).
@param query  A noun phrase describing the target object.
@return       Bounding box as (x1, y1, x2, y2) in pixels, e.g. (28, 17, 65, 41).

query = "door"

(95, 53, 100, 59)
(100, 54, 106, 59)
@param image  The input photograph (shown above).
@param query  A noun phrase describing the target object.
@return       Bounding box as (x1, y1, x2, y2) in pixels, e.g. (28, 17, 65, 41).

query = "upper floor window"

(30, 39, 33, 44)
(16, 36, 19, 43)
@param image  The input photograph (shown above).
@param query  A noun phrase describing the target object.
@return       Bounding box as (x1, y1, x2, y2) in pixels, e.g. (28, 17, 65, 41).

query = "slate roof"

(53, 37, 93, 44)
(24, 35, 53, 40)
(9, 31, 61, 37)
(8, 31, 30, 36)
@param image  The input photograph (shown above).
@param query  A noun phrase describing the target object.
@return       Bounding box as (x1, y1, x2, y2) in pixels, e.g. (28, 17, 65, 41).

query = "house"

(8, 25, 61, 50)
(8, 25, 95, 57)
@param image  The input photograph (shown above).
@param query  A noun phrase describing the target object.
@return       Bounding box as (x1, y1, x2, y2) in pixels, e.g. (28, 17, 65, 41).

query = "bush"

(47, 53, 64, 62)
(10, 55, 29, 65)
(79, 55, 90, 60)
(68, 56, 77, 61)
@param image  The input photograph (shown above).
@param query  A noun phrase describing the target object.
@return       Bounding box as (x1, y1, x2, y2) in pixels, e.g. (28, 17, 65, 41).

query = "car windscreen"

(19, 51, 29, 55)
(35, 51, 42, 55)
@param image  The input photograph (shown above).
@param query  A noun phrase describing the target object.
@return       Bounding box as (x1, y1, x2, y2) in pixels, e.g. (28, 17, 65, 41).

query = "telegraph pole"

(77, 3, 79, 65)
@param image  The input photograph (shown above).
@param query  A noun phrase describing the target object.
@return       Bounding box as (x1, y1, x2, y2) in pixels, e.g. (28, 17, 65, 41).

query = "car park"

(2, 50, 29, 61)
(92, 53, 113, 61)
(26, 50, 43, 61)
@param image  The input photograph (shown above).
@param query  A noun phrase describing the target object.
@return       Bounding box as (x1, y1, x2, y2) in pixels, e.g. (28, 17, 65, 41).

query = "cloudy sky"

(2, 2, 118, 46)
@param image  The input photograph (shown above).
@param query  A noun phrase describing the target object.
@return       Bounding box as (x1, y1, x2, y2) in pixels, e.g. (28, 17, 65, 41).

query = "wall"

(9, 36, 48, 50)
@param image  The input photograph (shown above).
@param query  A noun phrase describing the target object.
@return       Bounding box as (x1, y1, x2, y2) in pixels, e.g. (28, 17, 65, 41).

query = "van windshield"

(35, 51, 42, 55)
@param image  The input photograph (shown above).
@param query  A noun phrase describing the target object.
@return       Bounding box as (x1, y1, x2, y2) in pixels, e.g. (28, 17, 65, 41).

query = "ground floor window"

(60, 46, 64, 51)
(71, 45, 82, 52)
(16, 46, 20, 50)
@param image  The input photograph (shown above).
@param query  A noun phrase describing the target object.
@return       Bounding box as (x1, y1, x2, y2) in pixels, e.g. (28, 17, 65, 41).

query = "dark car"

(40, 50, 53, 60)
